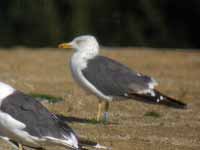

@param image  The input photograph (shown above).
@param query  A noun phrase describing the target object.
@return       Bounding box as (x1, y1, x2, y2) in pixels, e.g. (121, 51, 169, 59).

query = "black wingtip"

(160, 98, 187, 109)
(154, 90, 187, 109)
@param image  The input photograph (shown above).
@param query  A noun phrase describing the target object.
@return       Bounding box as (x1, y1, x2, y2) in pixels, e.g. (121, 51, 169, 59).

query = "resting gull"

(0, 81, 107, 150)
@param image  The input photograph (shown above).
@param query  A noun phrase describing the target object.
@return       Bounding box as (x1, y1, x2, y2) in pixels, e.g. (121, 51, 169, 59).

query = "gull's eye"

(76, 40, 83, 45)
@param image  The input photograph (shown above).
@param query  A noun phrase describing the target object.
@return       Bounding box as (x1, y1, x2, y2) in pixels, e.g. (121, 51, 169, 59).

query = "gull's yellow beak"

(58, 43, 73, 49)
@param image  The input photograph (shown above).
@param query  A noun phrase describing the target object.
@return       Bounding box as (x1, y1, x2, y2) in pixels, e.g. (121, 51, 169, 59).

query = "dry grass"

(0, 47, 200, 150)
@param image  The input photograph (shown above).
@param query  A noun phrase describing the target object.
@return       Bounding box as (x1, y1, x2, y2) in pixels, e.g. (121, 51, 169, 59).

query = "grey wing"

(1, 91, 75, 139)
(82, 56, 157, 97)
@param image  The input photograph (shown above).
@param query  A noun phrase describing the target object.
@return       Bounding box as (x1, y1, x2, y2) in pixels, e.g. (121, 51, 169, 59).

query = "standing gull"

(58, 35, 187, 122)
(0, 81, 107, 150)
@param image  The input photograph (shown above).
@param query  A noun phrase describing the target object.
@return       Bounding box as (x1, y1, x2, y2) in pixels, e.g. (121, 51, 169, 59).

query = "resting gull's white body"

(0, 81, 78, 149)
(0, 81, 108, 149)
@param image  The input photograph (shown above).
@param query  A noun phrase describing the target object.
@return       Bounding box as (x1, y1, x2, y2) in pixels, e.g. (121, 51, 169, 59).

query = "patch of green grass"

(86, 119, 110, 125)
(89, 118, 100, 124)
(144, 111, 161, 118)
(30, 93, 63, 104)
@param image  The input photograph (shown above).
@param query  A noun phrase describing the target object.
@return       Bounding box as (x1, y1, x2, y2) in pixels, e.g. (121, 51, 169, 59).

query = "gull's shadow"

(56, 114, 119, 125)
(56, 114, 99, 124)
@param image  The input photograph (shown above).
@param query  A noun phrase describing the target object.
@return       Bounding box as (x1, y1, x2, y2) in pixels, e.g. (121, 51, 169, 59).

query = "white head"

(0, 82, 15, 101)
(58, 35, 99, 57)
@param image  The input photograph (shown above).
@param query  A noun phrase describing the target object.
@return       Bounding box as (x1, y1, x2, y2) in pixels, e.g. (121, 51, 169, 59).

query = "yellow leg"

(18, 143, 23, 150)
(103, 102, 110, 123)
(97, 100, 103, 122)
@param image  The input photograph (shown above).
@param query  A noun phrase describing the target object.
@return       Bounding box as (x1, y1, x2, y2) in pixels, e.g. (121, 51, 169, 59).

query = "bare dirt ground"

(0, 48, 199, 150)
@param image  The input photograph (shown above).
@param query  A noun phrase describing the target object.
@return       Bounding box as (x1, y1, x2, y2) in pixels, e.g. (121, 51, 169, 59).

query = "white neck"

(0, 82, 16, 101)
(75, 45, 99, 61)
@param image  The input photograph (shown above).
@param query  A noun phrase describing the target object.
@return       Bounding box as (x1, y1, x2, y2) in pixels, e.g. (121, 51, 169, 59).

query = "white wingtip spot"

(160, 96, 164, 100)
(156, 96, 164, 103)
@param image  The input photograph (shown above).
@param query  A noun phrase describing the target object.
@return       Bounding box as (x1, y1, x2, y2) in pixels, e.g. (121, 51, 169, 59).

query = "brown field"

(0, 48, 200, 150)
